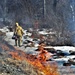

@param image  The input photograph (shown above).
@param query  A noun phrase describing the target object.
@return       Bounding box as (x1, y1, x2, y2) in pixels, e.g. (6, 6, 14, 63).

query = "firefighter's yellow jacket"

(15, 25, 24, 37)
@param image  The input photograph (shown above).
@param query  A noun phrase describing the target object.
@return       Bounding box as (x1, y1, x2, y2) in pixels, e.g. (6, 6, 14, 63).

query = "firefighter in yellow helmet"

(14, 22, 24, 47)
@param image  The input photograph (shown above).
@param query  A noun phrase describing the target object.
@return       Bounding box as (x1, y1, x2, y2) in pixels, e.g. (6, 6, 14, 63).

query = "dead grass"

(6, 58, 45, 75)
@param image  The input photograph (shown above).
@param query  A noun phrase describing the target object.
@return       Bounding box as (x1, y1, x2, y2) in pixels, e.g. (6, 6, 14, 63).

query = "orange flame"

(0, 43, 59, 75)
(8, 50, 59, 75)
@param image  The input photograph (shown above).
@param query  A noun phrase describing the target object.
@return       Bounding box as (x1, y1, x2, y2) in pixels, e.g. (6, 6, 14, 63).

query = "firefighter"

(14, 22, 24, 47)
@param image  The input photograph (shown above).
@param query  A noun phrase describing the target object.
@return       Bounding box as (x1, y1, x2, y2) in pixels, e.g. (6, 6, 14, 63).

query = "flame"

(9, 50, 59, 75)
(0, 43, 59, 75)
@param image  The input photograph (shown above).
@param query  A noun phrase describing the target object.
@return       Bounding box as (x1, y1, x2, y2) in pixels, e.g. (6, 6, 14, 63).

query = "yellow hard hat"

(15, 22, 19, 26)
